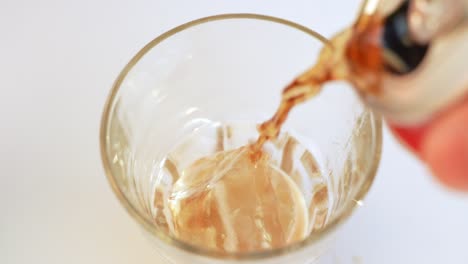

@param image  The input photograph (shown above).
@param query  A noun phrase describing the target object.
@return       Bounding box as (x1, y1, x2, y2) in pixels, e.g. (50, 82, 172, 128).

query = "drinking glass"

(100, 14, 382, 264)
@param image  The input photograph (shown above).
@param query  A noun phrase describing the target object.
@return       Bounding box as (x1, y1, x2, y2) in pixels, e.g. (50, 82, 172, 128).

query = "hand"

(388, 97, 468, 191)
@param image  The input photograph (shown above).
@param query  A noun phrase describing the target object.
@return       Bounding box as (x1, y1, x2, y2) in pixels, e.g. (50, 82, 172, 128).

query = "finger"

(421, 100, 468, 191)
(388, 122, 429, 157)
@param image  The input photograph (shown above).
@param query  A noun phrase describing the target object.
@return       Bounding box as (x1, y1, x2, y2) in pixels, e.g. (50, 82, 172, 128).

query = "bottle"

(344, 0, 468, 126)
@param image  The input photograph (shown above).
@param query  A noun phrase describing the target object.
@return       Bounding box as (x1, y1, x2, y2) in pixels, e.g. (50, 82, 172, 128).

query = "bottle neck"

(344, 0, 468, 125)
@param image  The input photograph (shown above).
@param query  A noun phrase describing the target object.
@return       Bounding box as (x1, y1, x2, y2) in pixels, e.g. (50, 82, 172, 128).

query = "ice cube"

(168, 147, 308, 253)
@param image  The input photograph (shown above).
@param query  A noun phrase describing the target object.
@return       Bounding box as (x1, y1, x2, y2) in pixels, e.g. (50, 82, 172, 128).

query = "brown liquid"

(169, 146, 308, 252)
(161, 14, 384, 253)
(251, 14, 384, 157)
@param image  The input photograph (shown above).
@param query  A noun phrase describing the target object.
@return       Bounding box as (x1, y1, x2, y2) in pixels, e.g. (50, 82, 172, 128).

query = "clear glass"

(100, 14, 382, 264)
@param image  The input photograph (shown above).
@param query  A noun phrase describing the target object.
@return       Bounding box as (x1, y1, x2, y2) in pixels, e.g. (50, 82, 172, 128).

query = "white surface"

(1, 1, 467, 263)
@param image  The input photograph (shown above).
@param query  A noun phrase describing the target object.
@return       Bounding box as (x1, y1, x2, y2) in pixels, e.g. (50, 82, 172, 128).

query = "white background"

(1, 1, 467, 263)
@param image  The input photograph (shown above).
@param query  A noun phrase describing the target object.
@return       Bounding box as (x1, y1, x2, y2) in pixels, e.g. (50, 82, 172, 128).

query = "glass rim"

(100, 13, 383, 261)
